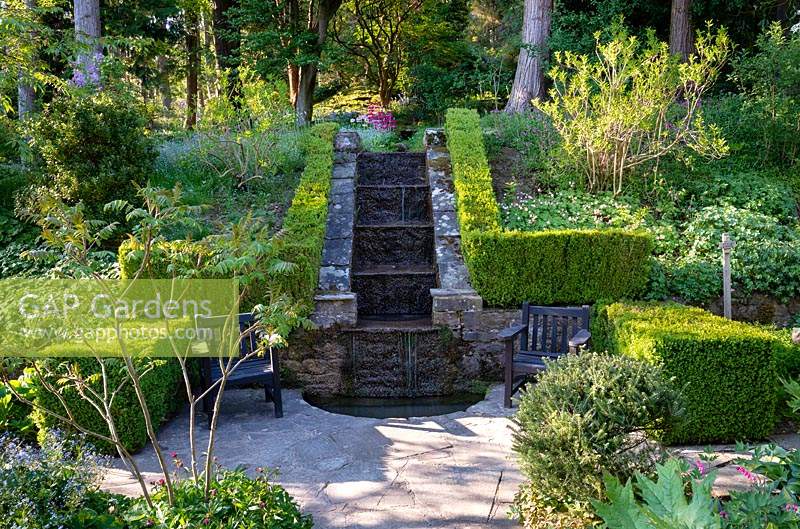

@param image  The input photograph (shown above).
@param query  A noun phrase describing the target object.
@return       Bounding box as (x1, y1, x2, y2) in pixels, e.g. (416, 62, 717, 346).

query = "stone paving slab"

(105, 385, 522, 529)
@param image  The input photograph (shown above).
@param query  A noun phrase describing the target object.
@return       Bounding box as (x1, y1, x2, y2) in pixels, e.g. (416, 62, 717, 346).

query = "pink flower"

(785, 503, 800, 513)
(170, 451, 178, 458)
(719, 510, 728, 519)
(694, 460, 706, 476)
(158, 478, 166, 486)
(202, 516, 211, 525)
(735, 466, 759, 484)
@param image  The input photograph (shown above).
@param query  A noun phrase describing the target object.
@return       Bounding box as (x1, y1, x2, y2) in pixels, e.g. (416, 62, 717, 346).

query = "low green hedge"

(444, 108, 652, 306)
(594, 301, 779, 444)
(118, 122, 338, 331)
(464, 229, 652, 306)
(31, 352, 183, 454)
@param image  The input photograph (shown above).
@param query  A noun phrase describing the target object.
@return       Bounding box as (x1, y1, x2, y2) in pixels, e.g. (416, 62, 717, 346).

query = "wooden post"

(720, 233, 735, 319)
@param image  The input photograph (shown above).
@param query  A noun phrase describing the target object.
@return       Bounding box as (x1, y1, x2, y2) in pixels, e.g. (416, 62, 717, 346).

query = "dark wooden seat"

(196, 313, 283, 425)
(499, 303, 591, 408)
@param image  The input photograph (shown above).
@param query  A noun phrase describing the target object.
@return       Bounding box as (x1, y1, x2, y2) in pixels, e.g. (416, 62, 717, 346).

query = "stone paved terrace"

(105, 385, 523, 529)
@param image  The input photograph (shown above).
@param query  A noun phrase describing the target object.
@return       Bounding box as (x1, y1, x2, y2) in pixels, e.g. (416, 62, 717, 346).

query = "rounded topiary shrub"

(512, 352, 681, 527)
(28, 90, 156, 215)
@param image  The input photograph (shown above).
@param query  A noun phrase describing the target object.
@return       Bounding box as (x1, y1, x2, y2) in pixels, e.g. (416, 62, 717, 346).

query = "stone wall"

(706, 293, 800, 326)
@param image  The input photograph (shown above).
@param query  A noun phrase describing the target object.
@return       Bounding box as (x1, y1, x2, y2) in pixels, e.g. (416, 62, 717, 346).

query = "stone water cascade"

(351, 152, 436, 322)
(295, 131, 509, 399)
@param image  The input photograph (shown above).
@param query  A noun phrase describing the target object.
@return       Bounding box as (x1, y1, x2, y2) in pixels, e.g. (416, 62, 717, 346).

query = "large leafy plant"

(593, 459, 721, 529)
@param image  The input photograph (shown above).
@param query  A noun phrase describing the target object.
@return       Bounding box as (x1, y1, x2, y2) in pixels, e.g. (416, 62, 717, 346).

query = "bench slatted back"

(520, 304, 590, 354)
(197, 313, 261, 360)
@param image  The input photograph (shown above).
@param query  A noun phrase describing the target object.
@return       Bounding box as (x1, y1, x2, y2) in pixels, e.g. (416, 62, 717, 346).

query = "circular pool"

(303, 392, 484, 419)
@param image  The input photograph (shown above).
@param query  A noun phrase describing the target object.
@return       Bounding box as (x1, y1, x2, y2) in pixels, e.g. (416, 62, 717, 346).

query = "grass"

(151, 129, 305, 239)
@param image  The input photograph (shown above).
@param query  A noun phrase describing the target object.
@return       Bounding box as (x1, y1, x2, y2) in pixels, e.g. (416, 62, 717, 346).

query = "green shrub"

(445, 108, 652, 306)
(125, 468, 313, 529)
(444, 108, 500, 232)
(28, 90, 156, 215)
(465, 228, 652, 306)
(729, 23, 800, 168)
(512, 352, 680, 524)
(119, 122, 338, 332)
(31, 355, 183, 454)
(0, 164, 28, 210)
(0, 116, 20, 163)
(595, 301, 779, 444)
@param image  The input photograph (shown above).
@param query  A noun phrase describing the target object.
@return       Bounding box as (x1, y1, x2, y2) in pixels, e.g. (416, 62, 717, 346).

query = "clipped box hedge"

(444, 108, 651, 306)
(594, 301, 778, 444)
(118, 122, 338, 330)
(31, 353, 183, 454)
(465, 229, 653, 306)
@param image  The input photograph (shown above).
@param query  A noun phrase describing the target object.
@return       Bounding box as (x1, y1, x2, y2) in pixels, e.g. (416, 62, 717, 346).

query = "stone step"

(352, 268, 436, 316)
(352, 225, 434, 268)
(356, 185, 431, 225)
(356, 152, 426, 186)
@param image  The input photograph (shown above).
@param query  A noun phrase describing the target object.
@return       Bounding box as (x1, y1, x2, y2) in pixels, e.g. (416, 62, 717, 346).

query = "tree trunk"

(378, 74, 391, 108)
(73, 0, 102, 84)
(295, 63, 316, 126)
(17, 0, 36, 120)
(294, 0, 342, 126)
(288, 64, 299, 107)
(213, 0, 240, 100)
(157, 55, 172, 111)
(669, 0, 693, 61)
(505, 0, 552, 113)
(185, 11, 200, 130)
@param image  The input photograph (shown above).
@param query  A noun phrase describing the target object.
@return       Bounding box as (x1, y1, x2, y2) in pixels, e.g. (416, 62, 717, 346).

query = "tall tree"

(235, 0, 342, 125)
(213, 0, 240, 99)
(294, 0, 342, 125)
(505, 0, 552, 113)
(669, 0, 693, 61)
(332, 0, 423, 107)
(185, 9, 200, 129)
(17, 0, 37, 119)
(73, 0, 102, 85)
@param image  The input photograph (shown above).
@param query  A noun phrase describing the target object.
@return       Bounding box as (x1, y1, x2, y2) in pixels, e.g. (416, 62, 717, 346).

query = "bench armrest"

(568, 329, 591, 348)
(498, 323, 527, 341)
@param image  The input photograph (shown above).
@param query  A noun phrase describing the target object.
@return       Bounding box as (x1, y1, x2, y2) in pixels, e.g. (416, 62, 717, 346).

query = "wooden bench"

(196, 313, 283, 426)
(499, 303, 591, 408)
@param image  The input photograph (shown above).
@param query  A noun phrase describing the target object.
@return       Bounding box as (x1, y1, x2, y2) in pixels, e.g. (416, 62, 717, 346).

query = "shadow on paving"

(106, 385, 523, 529)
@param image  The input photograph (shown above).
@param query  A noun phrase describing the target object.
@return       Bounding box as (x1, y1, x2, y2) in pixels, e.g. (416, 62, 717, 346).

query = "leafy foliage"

(593, 459, 721, 529)
(595, 301, 779, 444)
(595, 446, 800, 529)
(512, 353, 681, 524)
(538, 26, 731, 194)
(31, 357, 183, 454)
(446, 108, 652, 306)
(730, 23, 800, 168)
(26, 89, 156, 216)
(125, 468, 313, 529)
(120, 123, 339, 335)
(0, 431, 124, 529)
